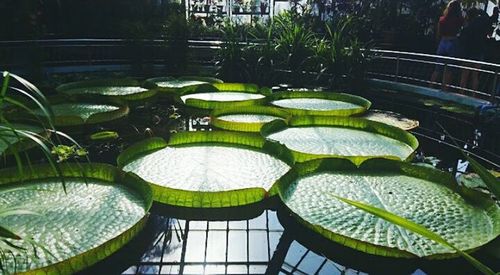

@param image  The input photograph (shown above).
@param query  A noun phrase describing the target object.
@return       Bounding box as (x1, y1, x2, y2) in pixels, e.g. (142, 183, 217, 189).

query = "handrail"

(371, 49, 500, 69)
(368, 48, 500, 102)
(0, 38, 498, 101)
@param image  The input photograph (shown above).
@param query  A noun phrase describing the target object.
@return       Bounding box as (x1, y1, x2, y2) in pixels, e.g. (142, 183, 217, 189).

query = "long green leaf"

(463, 156, 500, 199)
(0, 226, 21, 240)
(333, 195, 495, 275)
(436, 122, 500, 198)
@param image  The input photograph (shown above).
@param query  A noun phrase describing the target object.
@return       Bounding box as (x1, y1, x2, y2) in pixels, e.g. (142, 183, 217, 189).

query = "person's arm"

(436, 21, 441, 41)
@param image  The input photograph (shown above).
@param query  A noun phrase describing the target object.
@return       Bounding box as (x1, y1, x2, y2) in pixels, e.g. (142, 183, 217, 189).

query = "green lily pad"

(262, 116, 418, 164)
(0, 123, 46, 156)
(144, 76, 223, 96)
(361, 110, 419, 131)
(118, 132, 293, 208)
(275, 158, 500, 258)
(179, 92, 267, 110)
(0, 163, 152, 274)
(181, 92, 265, 102)
(57, 79, 157, 102)
(34, 100, 129, 127)
(146, 76, 222, 89)
(211, 106, 291, 132)
(269, 91, 371, 116)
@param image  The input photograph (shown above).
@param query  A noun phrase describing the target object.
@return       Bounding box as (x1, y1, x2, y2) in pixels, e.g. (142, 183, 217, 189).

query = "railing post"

(492, 71, 499, 102)
(394, 55, 400, 82)
(441, 62, 448, 90)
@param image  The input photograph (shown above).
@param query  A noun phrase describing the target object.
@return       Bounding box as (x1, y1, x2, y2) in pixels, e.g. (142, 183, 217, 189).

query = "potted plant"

(233, 0, 242, 13)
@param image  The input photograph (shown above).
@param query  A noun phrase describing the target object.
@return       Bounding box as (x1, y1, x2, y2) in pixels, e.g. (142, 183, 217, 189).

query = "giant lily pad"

(0, 123, 46, 156)
(56, 78, 157, 103)
(262, 116, 418, 164)
(145, 76, 223, 94)
(211, 106, 291, 132)
(32, 97, 129, 127)
(361, 110, 419, 131)
(178, 83, 267, 110)
(0, 163, 152, 274)
(118, 132, 293, 208)
(275, 158, 500, 258)
(269, 91, 371, 116)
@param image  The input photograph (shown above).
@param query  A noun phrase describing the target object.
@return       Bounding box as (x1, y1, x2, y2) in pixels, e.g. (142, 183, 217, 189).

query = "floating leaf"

(0, 163, 152, 274)
(269, 91, 371, 116)
(262, 116, 418, 164)
(119, 132, 293, 208)
(56, 78, 157, 103)
(211, 106, 291, 132)
(275, 158, 500, 259)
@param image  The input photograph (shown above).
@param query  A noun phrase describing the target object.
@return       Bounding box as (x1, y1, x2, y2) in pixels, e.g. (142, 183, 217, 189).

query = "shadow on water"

(151, 199, 270, 221)
(77, 215, 172, 275)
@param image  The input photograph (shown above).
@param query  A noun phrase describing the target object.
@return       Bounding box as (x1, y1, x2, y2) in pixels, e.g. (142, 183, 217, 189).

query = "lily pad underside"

(119, 132, 293, 208)
(0, 163, 152, 274)
(270, 91, 371, 116)
(211, 106, 291, 132)
(261, 116, 418, 164)
(275, 158, 500, 259)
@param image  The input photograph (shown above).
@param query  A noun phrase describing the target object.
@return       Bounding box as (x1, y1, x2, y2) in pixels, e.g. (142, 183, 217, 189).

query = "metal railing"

(367, 49, 500, 102)
(1, 39, 499, 102)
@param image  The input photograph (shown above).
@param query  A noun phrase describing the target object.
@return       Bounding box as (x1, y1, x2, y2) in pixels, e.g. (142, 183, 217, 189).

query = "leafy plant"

(273, 11, 316, 85)
(313, 17, 370, 88)
(216, 20, 250, 82)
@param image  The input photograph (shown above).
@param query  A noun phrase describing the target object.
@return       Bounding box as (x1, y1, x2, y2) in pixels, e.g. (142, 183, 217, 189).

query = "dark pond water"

(63, 94, 499, 275)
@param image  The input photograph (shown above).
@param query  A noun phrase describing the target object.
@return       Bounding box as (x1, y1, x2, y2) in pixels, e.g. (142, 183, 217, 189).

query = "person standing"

(430, 0, 464, 91)
(459, 8, 492, 92)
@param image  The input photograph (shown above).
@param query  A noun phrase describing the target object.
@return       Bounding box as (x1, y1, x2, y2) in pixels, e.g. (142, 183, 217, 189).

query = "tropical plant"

(164, 6, 191, 75)
(313, 17, 370, 88)
(216, 20, 250, 82)
(273, 11, 317, 85)
(244, 21, 277, 86)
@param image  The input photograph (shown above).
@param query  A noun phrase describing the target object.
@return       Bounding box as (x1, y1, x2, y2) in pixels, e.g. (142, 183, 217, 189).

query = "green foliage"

(216, 20, 250, 82)
(164, 6, 191, 75)
(313, 17, 370, 88)
(51, 145, 88, 162)
(215, 11, 369, 88)
(273, 11, 317, 83)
